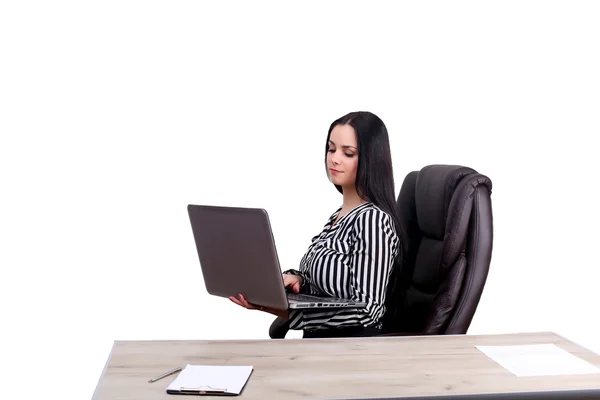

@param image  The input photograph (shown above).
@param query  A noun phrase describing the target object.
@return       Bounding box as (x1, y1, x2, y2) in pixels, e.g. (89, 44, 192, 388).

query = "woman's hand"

(282, 273, 302, 293)
(229, 294, 289, 319)
(228, 273, 302, 319)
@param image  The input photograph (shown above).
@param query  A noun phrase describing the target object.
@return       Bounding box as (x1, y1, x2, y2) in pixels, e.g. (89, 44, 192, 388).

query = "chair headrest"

(415, 165, 477, 239)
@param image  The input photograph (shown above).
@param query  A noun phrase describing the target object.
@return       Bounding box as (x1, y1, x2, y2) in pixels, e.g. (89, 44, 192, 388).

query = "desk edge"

(341, 387, 600, 400)
(91, 340, 116, 400)
(105, 331, 559, 344)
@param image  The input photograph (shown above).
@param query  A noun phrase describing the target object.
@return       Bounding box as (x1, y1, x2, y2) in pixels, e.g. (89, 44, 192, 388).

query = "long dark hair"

(325, 111, 406, 260)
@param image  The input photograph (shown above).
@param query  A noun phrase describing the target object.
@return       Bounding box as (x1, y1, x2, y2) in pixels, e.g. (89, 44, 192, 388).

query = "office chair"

(381, 164, 493, 335)
(268, 164, 493, 339)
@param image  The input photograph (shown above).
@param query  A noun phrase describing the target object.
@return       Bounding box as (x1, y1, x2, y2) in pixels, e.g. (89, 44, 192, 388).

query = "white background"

(1, 1, 599, 399)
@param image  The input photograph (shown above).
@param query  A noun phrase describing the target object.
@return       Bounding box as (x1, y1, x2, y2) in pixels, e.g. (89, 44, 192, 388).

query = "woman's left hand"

(229, 294, 289, 319)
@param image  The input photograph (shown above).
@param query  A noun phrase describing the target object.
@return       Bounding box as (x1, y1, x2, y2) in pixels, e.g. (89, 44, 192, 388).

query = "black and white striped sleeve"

(287, 208, 399, 331)
(283, 268, 323, 296)
(283, 232, 327, 296)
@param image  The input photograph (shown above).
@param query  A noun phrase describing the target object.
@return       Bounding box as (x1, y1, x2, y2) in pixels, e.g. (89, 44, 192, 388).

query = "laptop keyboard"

(287, 293, 346, 303)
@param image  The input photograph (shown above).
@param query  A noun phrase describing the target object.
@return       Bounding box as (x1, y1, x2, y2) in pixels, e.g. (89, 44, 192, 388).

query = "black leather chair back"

(382, 164, 493, 335)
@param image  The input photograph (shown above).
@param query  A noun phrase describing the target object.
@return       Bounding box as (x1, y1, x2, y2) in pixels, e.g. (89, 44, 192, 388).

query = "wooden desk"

(92, 332, 600, 400)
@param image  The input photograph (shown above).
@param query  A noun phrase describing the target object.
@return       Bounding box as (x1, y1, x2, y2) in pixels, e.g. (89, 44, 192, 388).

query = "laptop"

(187, 204, 367, 310)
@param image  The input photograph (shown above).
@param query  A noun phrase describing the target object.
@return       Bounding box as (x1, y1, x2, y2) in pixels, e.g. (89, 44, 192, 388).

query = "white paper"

(167, 364, 253, 394)
(476, 343, 600, 377)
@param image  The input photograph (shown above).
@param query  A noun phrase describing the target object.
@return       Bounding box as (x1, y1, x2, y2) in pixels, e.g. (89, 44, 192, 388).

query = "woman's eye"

(345, 153, 354, 157)
(328, 148, 335, 153)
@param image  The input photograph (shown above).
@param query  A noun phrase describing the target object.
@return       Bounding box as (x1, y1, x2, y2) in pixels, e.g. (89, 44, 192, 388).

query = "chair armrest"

(269, 317, 290, 339)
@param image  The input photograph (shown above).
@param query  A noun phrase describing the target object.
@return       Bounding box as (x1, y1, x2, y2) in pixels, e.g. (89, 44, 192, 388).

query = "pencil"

(148, 366, 183, 383)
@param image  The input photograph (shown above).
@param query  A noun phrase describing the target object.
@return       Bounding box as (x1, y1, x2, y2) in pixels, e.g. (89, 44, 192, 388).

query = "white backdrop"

(1, 1, 599, 399)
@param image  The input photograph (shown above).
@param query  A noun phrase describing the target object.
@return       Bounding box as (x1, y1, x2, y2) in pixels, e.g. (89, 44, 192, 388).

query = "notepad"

(166, 364, 253, 396)
(476, 343, 600, 377)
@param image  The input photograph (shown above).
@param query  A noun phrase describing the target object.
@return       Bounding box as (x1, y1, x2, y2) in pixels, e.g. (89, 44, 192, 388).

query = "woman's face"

(327, 124, 359, 189)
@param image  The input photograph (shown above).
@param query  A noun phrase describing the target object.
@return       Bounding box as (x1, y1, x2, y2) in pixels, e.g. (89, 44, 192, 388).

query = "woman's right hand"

(282, 273, 302, 293)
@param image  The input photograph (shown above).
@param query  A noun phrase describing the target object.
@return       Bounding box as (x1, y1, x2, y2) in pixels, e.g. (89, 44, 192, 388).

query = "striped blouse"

(284, 202, 400, 332)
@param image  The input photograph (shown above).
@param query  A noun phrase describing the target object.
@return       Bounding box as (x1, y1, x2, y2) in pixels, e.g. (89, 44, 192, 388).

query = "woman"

(230, 111, 405, 338)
